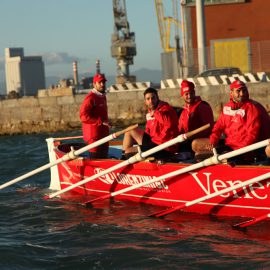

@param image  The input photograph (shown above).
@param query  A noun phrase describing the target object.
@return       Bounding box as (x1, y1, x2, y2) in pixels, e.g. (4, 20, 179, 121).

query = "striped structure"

(109, 81, 152, 92)
(160, 72, 270, 89)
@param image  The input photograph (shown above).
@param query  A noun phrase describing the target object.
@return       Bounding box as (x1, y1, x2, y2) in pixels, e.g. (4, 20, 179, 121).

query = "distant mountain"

(133, 68, 162, 84)
(78, 68, 162, 85)
(46, 68, 162, 87)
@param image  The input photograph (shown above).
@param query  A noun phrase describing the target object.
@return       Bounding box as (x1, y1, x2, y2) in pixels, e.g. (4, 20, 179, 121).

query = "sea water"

(0, 131, 270, 270)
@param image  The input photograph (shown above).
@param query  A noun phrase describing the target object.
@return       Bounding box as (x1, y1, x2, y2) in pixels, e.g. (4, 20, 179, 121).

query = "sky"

(0, 0, 164, 83)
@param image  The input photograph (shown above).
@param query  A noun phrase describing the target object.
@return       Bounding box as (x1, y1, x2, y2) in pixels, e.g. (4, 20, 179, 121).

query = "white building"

(5, 48, 45, 96)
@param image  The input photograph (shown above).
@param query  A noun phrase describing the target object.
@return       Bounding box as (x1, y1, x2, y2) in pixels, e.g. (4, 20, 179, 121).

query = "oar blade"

(233, 213, 270, 229)
(233, 219, 255, 229)
(83, 193, 111, 206)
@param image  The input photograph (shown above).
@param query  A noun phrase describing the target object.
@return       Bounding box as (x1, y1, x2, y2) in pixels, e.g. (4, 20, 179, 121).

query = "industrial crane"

(111, 0, 137, 83)
(154, 0, 185, 78)
(154, 0, 181, 53)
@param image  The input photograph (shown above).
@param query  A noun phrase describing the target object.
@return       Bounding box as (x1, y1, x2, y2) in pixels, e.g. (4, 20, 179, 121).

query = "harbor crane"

(154, 0, 185, 78)
(154, 0, 181, 53)
(111, 0, 137, 83)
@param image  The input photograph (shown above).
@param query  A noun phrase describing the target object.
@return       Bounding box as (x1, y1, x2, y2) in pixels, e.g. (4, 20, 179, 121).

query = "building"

(184, 0, 270, 75)
(5, 48, 46, 96)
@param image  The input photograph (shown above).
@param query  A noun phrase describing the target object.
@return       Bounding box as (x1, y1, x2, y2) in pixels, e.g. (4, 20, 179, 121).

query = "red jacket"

(250, 99, 270, 140)
(178, 96, 214, 138)
(210, 100, 261, 150)
(145, 101, 179, 153)
(80, 89, 109, 152)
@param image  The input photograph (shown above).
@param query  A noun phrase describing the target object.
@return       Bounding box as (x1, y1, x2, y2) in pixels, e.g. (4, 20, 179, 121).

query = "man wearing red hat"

(80, 73, 111, 158)
(122, 87, 179, 160)
(178, 80, 214, 156)
(192, 80, 265, 162)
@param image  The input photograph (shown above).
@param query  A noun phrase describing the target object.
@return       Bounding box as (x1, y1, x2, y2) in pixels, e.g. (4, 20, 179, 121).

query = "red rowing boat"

(46, 134, 270, 228)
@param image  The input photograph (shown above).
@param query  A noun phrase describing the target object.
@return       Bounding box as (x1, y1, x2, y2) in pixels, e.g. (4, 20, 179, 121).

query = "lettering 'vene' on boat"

(190, 172, 270, 200)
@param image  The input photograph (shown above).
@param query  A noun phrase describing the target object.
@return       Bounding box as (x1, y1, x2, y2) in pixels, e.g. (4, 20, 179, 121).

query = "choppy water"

(1, 131, 270, 270)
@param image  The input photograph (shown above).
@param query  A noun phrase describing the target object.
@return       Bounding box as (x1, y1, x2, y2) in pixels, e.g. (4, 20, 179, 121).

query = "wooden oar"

(233, 213, 270, 229)
(151, 171, 270, 218)
(45, 124, 210, 200)
(85, 138, 270, 207)
(52, 135, 83, 141)
(0, 124, 138, 190)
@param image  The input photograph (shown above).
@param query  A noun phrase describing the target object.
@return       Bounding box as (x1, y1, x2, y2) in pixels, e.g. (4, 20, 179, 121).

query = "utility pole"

(196, 0, 207, 73)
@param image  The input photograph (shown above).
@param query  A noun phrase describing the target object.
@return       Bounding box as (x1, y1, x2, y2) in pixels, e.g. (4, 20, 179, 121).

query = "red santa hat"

(93, 73, 107, 83)
(180, 80, 195, 96)
(230, 80, 247, 91)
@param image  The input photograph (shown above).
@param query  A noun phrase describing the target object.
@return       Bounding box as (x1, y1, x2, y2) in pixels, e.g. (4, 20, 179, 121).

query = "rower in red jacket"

(192, 80, 262, 162)
(122, 87, 179, 160)
(178, 80, 214, 156)
(145, 100, 179, 153)
(80, 73, 110, 158)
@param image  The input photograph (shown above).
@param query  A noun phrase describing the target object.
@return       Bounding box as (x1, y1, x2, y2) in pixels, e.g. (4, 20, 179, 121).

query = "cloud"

(39, 52, 86, 65)
(0, 51, 87, 68)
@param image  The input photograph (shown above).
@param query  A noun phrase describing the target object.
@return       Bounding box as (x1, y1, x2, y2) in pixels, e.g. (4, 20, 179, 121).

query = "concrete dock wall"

(0, 83, 269, 135)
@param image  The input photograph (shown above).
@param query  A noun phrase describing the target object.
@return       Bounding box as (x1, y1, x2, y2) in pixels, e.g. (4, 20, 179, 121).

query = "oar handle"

(53, 135, 83, 141)
(114, 124, 138, 137)
(185, 123, 210, 139)
(72, 124, 139, 157)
